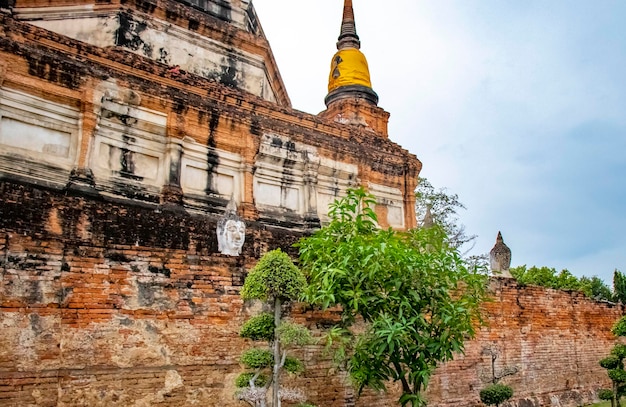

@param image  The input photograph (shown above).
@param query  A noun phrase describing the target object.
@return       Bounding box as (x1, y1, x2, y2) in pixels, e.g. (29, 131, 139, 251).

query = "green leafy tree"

(511, 265, 560, 288)
(554, 269, 582, 290)
(614, 270, 626, 304)
(579, 276, 613, 301)
(511, 265, 613, 301)
(237, 249, 313, 407)
(298, 187, 488, 407)
(599, 316, 626, 407)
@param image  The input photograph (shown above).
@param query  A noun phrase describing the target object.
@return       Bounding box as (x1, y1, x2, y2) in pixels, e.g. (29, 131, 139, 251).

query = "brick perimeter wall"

(426, 279, 621, 407)
(0, 180, 622, 407)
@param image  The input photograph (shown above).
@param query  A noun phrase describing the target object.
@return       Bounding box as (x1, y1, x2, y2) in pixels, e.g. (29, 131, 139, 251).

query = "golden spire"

(325, 0, 378, 107)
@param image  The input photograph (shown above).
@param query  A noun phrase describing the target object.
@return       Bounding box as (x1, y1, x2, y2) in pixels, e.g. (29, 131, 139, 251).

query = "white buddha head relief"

(217, 199, 246, 256)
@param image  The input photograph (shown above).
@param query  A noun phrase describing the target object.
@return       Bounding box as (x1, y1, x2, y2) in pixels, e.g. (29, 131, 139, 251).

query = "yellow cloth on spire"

(327, 48, 373, 92)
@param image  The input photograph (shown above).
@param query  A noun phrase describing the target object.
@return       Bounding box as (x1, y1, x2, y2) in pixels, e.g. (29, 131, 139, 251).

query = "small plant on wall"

(479, 344, 517, 407)
(235, 249, 315, 407)
(480, 384, 513, 407)
(598, 316, 626, 407)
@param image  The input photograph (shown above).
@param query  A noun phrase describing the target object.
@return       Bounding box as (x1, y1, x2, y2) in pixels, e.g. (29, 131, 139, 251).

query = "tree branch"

(392, 360, 411, 394)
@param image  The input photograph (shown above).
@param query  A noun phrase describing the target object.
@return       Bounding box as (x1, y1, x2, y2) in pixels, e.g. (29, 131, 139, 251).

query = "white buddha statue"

(217, 199, 246, 256)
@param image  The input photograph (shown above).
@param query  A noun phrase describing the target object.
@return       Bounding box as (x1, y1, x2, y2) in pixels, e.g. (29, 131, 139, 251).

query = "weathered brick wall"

(0, 180, 622, 407)
(0, 180, 302, 406)
(425, 278, 622, 407)
(0, 179, 389, 407)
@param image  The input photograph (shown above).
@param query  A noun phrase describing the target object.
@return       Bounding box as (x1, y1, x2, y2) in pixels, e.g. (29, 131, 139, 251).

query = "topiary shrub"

(613, 344, 626, 359)
(609, 368, 626, 383)
(479, 344, 518, 406)
(240, 348, 273, 370)
(480, 383, 513, 407)
(613, 314, 626, 336)
(240, 249, 306, 302)
(236, 249, 313, 406)
(283, 356, 305, 374)
(601, 355, 622, 370)
(598, 388, 614, 401)
(235, 372, 268, 388)
(599, 317, 626, 407)
(240, 313, 275, 341)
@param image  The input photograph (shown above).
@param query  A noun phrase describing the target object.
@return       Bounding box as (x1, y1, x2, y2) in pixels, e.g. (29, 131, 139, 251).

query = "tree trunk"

(272, 297, 282, 407)
(613, 381, 618, 407)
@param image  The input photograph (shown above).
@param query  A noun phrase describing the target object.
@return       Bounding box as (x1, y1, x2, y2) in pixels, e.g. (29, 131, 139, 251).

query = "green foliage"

(235, 372, 268, 388)
(277, 322, 313, 347)
(510, 265, 569, 289)
(613, 344, 626, 360)
(614, 270, 626, 304)
(479, 384, 514, 406)
(237, 250, 312, 405)
(556, 269, 583, 290)
(599, 317, 626, 407)
(598, 389, 614, 401)
(580, 276, 613, 301)
(240, 249, 307, 302)
(613, 316, 626, 337)
(297, 187, 489, 406)
(240, 348, 273, 370)
(601, 355, 622, 370)
(240, 313, 275, 341)
(283, 356, 305, 374)
(608, 369, 626, 384)
(511, 265, 613, 301)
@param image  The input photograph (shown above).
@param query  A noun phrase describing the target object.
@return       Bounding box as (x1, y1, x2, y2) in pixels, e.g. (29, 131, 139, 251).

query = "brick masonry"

(426, 278, 622, 407)
(0, 180, 622, 407)
(0, 1, 622, 405)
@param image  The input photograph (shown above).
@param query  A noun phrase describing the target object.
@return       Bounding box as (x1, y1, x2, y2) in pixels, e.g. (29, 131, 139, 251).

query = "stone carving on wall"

(217, 198, 246, 256)
(490, 231, 512, 278)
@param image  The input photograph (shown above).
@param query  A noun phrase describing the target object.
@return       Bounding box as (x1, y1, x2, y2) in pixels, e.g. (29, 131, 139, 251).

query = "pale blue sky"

(253, 0, 626, 285)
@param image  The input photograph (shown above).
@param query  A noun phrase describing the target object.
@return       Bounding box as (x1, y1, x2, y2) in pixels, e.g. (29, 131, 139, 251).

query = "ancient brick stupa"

(0, 0, 421, 405)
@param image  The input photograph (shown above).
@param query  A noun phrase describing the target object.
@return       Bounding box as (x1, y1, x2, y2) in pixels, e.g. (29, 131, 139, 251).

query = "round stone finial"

(490, 231, 512, 278)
